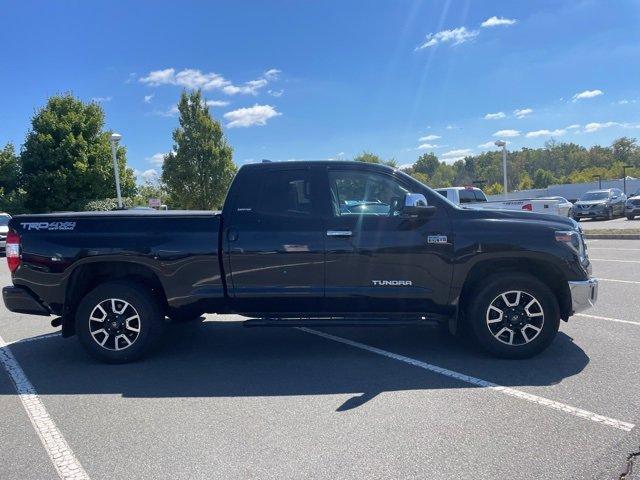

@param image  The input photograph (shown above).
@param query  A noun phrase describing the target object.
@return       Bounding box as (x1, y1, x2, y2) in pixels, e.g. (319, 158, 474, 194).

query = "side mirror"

(402, 193, 436, 217)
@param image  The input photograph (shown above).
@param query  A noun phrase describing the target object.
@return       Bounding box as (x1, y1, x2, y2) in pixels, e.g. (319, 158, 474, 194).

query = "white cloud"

(205, 100, 230, 107)
(417, 143, 440, 150)
(268, 89, 284, 97)
(419, 134, 441, 141)
(442, 148, 473, 162)
(572, 89, 603, 102)
(567, 124, 580, 130)
(525, 129, 566, 138)
(134, 168, 159, 184)
(415, 27, 479, 50)
(583, 121, 619, 133)
(484, 111, 506, 120)
(140, 67, 280, 96)
(478, 141, 499, 149)
(146, 153, 167, 167)
(223, 104, 281, 128)
(481, 16, 517, 28)
(153, 105, 180, 117)
(92, 96, 112, 103)
(144, 94, 154, 104)
(337, 152, 346, 157)
(446, 124, 457, 130)
(514, 108, 533, 119)
(493, 129, 520, 137)
(264, 69, 281, 80)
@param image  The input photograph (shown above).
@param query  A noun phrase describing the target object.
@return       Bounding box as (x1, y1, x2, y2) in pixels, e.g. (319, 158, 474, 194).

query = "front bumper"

(573, 209, 606, 218)
(625, 205, 640, 215)
(568, 278, 598, 314)
(2, 286, 51, 316)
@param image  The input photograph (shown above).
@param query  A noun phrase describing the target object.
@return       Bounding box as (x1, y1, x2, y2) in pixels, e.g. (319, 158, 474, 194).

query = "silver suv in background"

(626, 189, 640, 220)
(572, 189, 626, 221)
(0, 213, 10, 253)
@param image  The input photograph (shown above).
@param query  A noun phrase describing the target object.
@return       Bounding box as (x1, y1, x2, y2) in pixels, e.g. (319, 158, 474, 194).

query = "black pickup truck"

(3, 161, 598, 362)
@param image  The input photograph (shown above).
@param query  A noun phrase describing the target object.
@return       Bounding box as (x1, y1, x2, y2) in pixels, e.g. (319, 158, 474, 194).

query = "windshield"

(580, 192, 609, 201)
(0, 215, 9, 227)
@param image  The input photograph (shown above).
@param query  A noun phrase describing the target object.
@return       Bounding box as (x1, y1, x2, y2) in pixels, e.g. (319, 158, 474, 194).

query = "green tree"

(413, 152, 440, 177)
(532, 169, 557, 189)
(485, 182, 504, 195)
(20, 94, 136, 212)
(353, 151, 397, 167)
(162, 90, 236, 210)
(0, 143, 26, 213)
(518, 173, 533, 191)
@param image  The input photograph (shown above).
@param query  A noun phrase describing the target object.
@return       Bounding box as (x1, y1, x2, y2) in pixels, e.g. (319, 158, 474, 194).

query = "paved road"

(1, 240, 639, 479)
(578, 215, 640, 230)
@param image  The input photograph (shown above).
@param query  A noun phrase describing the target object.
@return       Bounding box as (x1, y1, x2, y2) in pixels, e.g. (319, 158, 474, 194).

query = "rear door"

(322, 166, 453, 314)
(225, 166, 325, 313)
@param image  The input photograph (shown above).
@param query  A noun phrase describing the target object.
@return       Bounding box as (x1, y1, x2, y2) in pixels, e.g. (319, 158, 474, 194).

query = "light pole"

(109, 133, 123, 209)
(592, 174, 601, 189)
(622, 165, 632, 195)
(495, 140, 507, 199)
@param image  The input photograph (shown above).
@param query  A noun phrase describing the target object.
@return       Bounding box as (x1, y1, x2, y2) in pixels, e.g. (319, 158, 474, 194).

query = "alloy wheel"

(485, 290, 544, 346)
(89, 298, 141, 351)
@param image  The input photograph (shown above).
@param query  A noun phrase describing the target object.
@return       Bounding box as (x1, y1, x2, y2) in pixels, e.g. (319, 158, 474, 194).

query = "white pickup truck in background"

(435, 186, 562, 216)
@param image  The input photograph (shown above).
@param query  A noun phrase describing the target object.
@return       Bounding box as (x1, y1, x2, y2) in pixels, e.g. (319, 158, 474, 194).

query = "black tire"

(627, 215, 635, 221)
(572, 216, 580, 222)
(464, 274, 560, 359)
(75, 281, 165, 363)
(606, 207, 613, 220)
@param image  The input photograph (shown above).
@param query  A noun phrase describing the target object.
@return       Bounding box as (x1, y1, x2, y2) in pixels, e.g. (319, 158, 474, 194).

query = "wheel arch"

(62, 261, 168, 337)
(457, 257, 572, 328)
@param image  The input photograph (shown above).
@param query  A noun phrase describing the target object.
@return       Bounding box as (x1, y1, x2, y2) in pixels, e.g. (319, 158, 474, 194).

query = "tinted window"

(473, 190, 487, 202)
(0, 215, 9, 227)
(580, 192, 609, 201)
(435, 189, 448, 198)
(329, 170, 409, 216)
(459, 189, 476, 203)
(255, 170, 315, 217)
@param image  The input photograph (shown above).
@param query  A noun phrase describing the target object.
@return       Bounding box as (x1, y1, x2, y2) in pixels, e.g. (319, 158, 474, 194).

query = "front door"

(323, 167, 453, 314)
(226, 166, 325, 314)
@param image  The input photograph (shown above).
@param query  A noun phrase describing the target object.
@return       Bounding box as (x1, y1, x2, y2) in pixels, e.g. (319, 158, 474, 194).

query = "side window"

(459, 189, 476, 203)
(255, 169, 315, 217)
(473, 190, 488, 202)
(436, 190, 448, 198)
(329, 170, 409, 216)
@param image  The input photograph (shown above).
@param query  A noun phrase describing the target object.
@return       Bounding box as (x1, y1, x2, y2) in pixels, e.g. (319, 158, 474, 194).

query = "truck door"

(322, 166, 453, 314)
(225, 166, 325, 313)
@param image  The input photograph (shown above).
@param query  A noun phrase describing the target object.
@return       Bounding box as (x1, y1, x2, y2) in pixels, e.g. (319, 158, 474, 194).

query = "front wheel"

(465, 274, 560, 359)
(75, 281, 165, 363)
(627, 215, 635, 221)
(606, 207, 613, 220)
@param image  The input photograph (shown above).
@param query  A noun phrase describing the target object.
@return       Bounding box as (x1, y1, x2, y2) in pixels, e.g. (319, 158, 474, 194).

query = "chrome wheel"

(89, 298, 141, 351)
(485, 290, 544, 346)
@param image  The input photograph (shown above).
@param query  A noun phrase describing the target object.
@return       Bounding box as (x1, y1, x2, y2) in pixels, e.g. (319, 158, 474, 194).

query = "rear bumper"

(2, 286, 51, 316)
(568, 278, 598, 314)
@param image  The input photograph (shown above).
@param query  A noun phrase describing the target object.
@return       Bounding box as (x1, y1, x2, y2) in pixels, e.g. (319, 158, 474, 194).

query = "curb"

(584, 233, 640, 240)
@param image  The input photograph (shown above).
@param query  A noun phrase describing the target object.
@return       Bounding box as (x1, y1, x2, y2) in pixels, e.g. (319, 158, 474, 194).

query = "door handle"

(326, 230, 353, 237)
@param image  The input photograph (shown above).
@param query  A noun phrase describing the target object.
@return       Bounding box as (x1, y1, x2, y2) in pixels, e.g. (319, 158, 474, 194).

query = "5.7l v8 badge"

(427, 235, 448, 244)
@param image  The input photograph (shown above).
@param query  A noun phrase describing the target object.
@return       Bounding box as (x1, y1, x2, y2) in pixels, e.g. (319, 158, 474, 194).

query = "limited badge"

(427, 235, 448, 244)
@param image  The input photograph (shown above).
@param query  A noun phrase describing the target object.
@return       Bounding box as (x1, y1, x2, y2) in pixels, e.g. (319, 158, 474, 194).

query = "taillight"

(6, 231, 20, 273)
(521, 203, 533, 211)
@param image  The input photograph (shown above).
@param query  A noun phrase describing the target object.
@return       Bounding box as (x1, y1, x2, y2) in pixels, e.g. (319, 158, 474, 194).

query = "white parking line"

(0, 334, 89, 480)
(575, 313, 640, 326)
(589, 247, 640, 251)
(590, 258, 640, 264)
(299, 327, 635, 432)
(599, 278, 640, 285)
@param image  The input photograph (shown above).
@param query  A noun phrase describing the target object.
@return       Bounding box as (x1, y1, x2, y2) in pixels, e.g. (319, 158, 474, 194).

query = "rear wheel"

(75, 281, 165, 363)
(465, 274, 560, 359)
(627, 215, 635, 220)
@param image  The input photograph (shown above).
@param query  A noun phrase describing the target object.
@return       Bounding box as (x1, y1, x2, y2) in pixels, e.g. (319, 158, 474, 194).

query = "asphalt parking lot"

(1, 239, 639, 480)
(578, 215, 640, 230)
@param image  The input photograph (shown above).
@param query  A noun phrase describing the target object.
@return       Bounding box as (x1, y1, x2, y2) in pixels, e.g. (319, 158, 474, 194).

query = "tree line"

(1, 90, 639, 214)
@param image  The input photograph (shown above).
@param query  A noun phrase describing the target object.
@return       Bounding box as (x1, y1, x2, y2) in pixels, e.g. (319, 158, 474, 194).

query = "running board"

(243, 317, 441, 328)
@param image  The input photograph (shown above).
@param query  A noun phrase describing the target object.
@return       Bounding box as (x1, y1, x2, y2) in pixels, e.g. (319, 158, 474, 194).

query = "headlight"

(555, 230, 586, 260)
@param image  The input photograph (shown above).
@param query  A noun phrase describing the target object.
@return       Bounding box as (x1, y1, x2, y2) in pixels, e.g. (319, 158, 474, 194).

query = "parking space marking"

(589, 247, 640, 251)
(299, 327, 636, 432)
(590, 258, 640, 264)
(0, 334, 90, 480)
(599, 278, 640, 285)
(575, 313, 640, 326)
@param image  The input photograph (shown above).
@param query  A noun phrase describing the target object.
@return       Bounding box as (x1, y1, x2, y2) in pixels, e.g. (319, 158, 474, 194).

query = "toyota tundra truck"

(2, 161, 598, 363)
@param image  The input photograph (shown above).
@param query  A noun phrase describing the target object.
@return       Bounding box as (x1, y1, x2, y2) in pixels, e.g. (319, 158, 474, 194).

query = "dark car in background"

(626, 189, 640, 220)
(572, 189, 626, 221)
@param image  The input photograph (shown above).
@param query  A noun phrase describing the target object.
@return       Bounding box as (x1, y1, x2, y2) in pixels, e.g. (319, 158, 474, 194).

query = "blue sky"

(2, 0, 640, 182)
